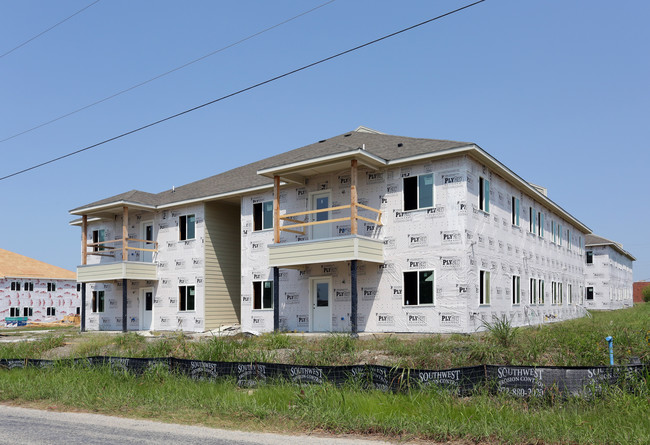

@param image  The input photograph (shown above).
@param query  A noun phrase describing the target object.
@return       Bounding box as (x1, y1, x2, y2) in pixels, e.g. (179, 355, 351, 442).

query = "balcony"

(77, 236, 158, 283)
(267, 158, 385, 268)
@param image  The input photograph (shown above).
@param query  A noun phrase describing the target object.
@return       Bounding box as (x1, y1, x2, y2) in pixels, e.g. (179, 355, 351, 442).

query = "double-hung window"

(92, 291, 105, 313)
(253, 201, 274, 231)
(512, 275, 520, 305)
(567, 229, 571, 251)
(253, 281, 274, 309)
(568, 284, 573, 305)
(403, 174, 434, 211)
(47, 282, 56, 292)
(23, 282, 34, 291)
(46, 307, 56, 316)
(511, 197, 520, 226)
(179, 215, 196, 240)
(403, 270, 434, 306)
(10, 281, 20, 291)
(558, 224, 562, 246)
(529, 207, 536, 233)
(479, 270, 490, 305)
(586, 251, 593, 264)
(558, 283, 563, 305)
(530, 278, 537, 305)
(539, 280, 545, 305)
(9, 307, 20, 317)
(538, 212, 544, 237)
(179, 285, 196, 311)
(23, 307, 33, 317)
(479, 177, 490, 212)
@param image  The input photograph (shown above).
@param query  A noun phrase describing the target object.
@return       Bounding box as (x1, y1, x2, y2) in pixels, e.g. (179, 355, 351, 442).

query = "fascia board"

(256, 149, 387, 178)
(69, 216, 104, 227)
(69, 200, 156, 216)
(585, 243, 636, 261)
(156, 183, 278, 209)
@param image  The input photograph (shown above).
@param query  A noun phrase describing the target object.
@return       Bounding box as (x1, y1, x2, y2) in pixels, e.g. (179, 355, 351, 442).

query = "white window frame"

(179, 214, 196, 241)
(539, 280, 545, 305)
(92, 290, 105, 313)
(9, 307, 20, 317)
(46, 307, 56, 316)
(479, 177, 490, 213)
(512, 275, 521, 305)
(402, 173, 434, 211)
(252, 280, 274, 310)
(23, 307, 33, 317)
(530, 278, 537, 305)
(403, 270, 435, 306)
(479, 270, 490, 305)
(253, 201, 274, 232)
(179, 285, 196, 312)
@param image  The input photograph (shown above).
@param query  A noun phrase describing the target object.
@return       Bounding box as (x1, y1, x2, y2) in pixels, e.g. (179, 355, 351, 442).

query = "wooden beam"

(279, 227, 306, 235)
(350, 159, 358, 235)
(81, 215, 88, 265)
(281, 216, 350, 229)
(274, 176, 280, 244)
(281, 204, 351, 219)
(122, 206, 128, 261)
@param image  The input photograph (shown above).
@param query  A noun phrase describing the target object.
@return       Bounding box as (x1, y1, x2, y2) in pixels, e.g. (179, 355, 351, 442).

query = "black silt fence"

(1, 357, 647, 398)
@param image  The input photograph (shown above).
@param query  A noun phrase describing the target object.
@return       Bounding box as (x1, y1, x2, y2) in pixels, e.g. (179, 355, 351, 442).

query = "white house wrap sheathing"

(1, 278, 79, 324)
(85, 204, 206, 331)
(241, 155, 588, 334)
(584, 245, 634, 310)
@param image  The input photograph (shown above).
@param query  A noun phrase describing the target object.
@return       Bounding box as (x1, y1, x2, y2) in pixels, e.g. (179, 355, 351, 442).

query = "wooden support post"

(350, 160, 358, 235)
(122, 206, 128, 261)
(122, 279, 128, 333)
(81, 215, 88, 265)
(273, 267, 280, 332)
(80, 283, 86, 332)
(350, 260, 358, 336)
(273, 176, 280, 244)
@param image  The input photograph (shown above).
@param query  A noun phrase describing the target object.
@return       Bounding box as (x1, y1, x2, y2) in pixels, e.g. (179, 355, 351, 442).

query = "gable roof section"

(0, 248, 76, 280)
(68, 127, 591, 233)
(585, 234, 636, 261)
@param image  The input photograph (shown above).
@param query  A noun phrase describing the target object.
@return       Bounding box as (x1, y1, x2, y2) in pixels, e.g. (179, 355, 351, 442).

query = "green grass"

(0, 335, 65, 359)
(0, 364, 648, 444)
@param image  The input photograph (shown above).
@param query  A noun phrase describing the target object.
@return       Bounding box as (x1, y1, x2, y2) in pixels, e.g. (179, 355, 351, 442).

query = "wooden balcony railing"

(279, 204, 382, 236)
(86, 238, 158, 261)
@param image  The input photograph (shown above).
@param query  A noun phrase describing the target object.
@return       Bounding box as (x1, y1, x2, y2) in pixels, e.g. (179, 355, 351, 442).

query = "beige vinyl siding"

(204, 201, 241, 329)
(77, 262, 157, 282)
(269, 236, 384, 267)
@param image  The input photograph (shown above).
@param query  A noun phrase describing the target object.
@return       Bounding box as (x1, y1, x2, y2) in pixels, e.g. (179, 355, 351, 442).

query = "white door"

(311, 191, 331, 240)
(311, 278, 331, 332)
(141, 221, 154, 262)
(140, 288, 153, 330)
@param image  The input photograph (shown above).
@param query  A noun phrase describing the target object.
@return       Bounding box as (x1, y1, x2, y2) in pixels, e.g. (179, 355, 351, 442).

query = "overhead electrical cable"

(0, 0, 101, 59)
(0, 0, 485, 182)
(0, 0, 337, 144)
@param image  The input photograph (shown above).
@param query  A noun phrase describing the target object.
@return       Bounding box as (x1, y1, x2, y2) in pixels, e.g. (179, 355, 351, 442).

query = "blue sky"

(1, 0, 648, 280)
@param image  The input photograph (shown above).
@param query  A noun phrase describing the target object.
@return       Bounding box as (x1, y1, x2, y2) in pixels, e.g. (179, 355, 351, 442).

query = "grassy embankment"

(1, 305, 649, 444)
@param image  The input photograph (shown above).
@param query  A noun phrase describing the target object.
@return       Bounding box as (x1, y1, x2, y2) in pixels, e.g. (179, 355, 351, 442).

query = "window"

(92, 290, 105, 313)
(530, 278, 537, 305)
(529, 207, 536, 233)
(23, 282, 33, 291)
(253, 280, 274, 309)
(538, 212, 544, 237)
(539, 280, 545, 305)
(9, 307, 20, 317)
(23, 307, 33, 317)
(46, 307, 56, 316)
(253, 201, 274, 231)
(47, 282, 56, 292)
(568, 284, 573, 305)
(179, 214, 196, 240)
(552, 281, 558, 305)
(552, 221, 556, 243)
(512, 275, 520, 305)
(558, 224, 562, 246)
(586, 286, 594, 300)
(567, 229, 571, 250)
(479, 177, 490, 212)
(558, 283, 563, 305)
(10, 281, 21, 291)
(586, 251, 593, 264)
(479, 270, 490, 305)
(403, 174, 434, 211)
(511, 197, 520, 226)
(403, 270, 434, 306)
(92, 229, 105, 252)
(77, 283, 81, 291)
(179, 285, 195, 311)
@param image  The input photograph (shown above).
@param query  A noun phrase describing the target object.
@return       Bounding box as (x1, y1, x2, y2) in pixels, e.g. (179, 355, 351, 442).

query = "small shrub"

(482, 315, 518, 348)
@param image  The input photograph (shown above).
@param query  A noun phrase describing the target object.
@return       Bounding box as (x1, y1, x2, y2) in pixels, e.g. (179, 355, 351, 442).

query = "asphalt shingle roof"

(71, 129, 471, 212)
(0, 248, 76, 280)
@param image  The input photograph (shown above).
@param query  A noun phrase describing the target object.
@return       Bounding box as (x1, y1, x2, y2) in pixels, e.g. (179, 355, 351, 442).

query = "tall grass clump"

(482, 315, 519, 348)
(0, 335, 65, 359)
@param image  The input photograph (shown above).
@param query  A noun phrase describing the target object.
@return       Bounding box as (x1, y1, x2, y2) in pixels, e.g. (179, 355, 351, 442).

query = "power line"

(0, 0, 101, 59)
(0, 0, 336, 144)
(0, 0, 486, 182)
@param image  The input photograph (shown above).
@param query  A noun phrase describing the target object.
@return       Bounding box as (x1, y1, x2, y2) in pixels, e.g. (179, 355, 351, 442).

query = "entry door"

(311, 278, 331, 332)
(311, 191, 331, 240)
(141, 221, 154, 262)
(140, 288, 153, 330)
